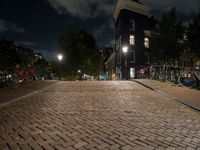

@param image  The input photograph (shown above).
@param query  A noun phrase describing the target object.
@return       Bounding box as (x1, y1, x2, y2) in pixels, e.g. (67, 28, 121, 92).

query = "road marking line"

(0, 81, 58, 108)
(0, 91, 39, 107)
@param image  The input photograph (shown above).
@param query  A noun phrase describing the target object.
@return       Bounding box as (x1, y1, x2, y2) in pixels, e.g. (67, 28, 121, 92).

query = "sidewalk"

(133, 79, 200, 111)
(0, 80, 57, 105)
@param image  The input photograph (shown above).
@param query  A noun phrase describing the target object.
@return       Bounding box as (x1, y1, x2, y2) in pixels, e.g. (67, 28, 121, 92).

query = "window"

(116, 20, 121, 34)
(116, 36, 121, 50)
(144, 37, 149, 48)
(117, 52, 121, 64)
(130, 19, 135, 31)
(130, 51, 135, 62)
(130, 35, 135, 45)
(119, 36, 121, 47)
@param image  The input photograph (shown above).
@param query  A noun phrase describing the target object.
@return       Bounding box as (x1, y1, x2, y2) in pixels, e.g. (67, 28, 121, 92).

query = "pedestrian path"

(0, 80, 57, 105)
(134, 79, 200, 111)
(1, 81, 200, 149)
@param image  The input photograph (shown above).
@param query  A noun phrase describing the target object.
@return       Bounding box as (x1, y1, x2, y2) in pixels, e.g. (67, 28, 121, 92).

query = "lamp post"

(57, 54, 63, 80)
(78, 69, 82, 80)
(122, 46, 128, 80)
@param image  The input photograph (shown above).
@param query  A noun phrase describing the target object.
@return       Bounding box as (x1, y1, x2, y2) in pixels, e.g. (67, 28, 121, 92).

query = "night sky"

(0, 0, 200, 60)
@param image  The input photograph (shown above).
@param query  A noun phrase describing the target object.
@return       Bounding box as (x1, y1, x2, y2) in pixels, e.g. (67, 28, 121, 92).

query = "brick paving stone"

(101, 137, 116, 145)
(0, 81, 200, 149)
(108, 144, 120, 149)
(166, 147, 176, 150)
(134, 145, 155, 150)
(61, 140, 76, 148)
(41, 143, 55, 150)
(8, 143, 20, 150)
(73, 141, 88, 149)
(113, 138, 127, 146)
(165, 136, 174, 142)
(123, 139, 137, 147)
(54, 144, 65, 150)
(143, 139, 159, 147)
(18, 144, 32, 150)
(128, 135, 137, 141)
(176, 147, 186, 150)
(155, 146, 166, 150)
(186, 147, 196, 150)
(120, 145, 132, 150)
(96, 143, 110, 149)
(0, 143, 9, 150)
(133, 140, 147, 147)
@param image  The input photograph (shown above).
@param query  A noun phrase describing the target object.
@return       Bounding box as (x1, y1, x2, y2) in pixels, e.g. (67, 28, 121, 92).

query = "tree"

(149, 7, 184, 64)
(187, 13, 200, 63)
(59, 27, 99, 77)
(0, 39, 22, 68)
(16, 46, 34, 66)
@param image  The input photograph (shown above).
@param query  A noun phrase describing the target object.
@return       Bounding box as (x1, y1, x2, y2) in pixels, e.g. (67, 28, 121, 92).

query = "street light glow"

(58, 54, 63, 61)
(122, 46, 128, 54)
(122, 46, 128, 80)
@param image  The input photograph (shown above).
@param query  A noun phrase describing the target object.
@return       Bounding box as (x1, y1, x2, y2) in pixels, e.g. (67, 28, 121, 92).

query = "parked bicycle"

(6, 74, 20, 89)
(146, 65, 200, 89)
(178, 68, 200, 88)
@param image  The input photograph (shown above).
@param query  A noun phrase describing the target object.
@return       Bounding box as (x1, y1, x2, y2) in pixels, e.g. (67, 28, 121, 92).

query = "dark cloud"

(0, 19, 26, 33)
(16, 41, 37, 47)
(1, 0, 200, 60)
(33, 48, 58, 60)
(141, 0, 200, 18)
(48, 0, 114, 19)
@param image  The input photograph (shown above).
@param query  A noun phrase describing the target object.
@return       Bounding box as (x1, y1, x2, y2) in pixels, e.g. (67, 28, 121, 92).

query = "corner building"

(114, 0, 157, 79)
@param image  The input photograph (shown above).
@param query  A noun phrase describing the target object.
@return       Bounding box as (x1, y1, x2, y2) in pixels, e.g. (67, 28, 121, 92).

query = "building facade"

(114, 0, 157, 79)
(98, 47, 113, 80)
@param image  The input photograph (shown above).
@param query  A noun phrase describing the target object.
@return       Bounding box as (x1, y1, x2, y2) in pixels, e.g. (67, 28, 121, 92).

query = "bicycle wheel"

(178, 73, 196, 88)
(7, 77, 19, 89)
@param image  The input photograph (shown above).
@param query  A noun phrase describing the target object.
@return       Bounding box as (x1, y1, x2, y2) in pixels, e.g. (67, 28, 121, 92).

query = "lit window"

(130, 68, 135, 78)
(144, 37, 149, 48)
(130, 35, 135, 45)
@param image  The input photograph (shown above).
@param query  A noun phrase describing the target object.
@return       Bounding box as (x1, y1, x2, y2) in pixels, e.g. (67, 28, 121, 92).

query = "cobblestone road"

(0, 81, 200, 150)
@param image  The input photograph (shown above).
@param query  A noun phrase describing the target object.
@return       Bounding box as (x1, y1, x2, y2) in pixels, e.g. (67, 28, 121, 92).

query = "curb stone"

(132, 79, 200, 112)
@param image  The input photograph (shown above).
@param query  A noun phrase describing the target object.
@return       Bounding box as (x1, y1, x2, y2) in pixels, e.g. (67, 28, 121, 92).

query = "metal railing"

(0, 67, 16, 88)
(0, 68, 7, 88)
(138, 65, 200, 88)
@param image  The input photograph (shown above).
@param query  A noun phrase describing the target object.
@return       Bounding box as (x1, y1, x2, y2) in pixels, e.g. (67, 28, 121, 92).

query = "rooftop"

(114, 0, 150, 21)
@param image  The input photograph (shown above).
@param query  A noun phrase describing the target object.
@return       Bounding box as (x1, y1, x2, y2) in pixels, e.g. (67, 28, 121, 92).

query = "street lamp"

(57, 54, 63, 79)
(122, 46, 128, 80)
(78, 69, 82, 80)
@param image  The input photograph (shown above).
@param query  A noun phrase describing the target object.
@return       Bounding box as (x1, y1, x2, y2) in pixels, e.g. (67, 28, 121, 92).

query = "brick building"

(114, 0, 157, 79)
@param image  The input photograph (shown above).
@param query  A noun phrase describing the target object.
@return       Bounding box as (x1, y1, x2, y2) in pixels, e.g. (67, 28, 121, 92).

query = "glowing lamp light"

(122, 46, 128, 54)
(58, 54, 63, 61)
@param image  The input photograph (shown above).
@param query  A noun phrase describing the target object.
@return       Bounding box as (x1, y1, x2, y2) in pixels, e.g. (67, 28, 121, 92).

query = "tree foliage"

(0, 39, 22, 68)
(149, 7, 184, 64)
(0, 39, 45, 69)
(187, 13, 200, 62)
(59, 27, 99, 75)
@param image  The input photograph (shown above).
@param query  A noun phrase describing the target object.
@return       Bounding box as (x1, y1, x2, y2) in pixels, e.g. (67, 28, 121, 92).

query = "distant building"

(113, 0, 157, 79)
(34, 53, 43, 62)
(16, 46, 34, 66)
(105, 50, 116, 80)
(98, 47, 113, 80)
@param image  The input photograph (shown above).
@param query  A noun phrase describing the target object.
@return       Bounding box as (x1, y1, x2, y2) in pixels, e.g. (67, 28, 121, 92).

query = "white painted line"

(0, 91, 39, 107)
